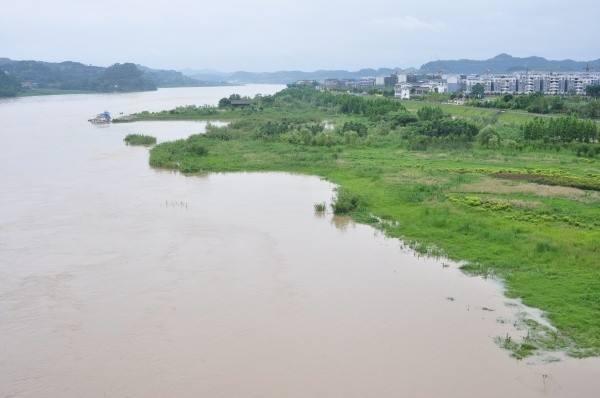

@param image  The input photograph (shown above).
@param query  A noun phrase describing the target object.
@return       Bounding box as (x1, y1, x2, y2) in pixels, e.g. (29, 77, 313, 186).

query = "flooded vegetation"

(1, 86, 599, 397)
(148, 87, 600, 358)
(124, 134, 157, 146)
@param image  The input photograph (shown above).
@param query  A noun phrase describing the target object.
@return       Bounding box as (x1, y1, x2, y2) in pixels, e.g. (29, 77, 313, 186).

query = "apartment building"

(463, 72, 600, 96)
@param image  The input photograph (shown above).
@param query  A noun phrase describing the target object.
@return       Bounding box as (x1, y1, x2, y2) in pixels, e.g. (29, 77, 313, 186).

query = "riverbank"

(144, 87, 600, 357)
(9, 84, 240, 99)
(15, 88, 96, 97)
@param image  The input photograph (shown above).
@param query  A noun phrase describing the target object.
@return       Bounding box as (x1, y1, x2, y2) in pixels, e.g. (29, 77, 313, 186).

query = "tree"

(0, 70, 20, 97)
(342, 121, 368, 137)
(476, 125, 501, 148)
(386, 111, 418, 127)
(417, 106, 445, 121)
(471, 83, 485, 99)
(522, 116, 598, 143)
(218, 97, 231, 108)
(586, 85, 600, 98)
(414, 119, 479, 139)
(582, 100, 600, 119)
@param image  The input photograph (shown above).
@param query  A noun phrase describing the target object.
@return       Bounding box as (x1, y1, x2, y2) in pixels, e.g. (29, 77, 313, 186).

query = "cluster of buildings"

(321, 78, 377, 90)
(297, 71, 600, 100)
(393, 72, 600, 100)
(394, 74, 450, 100)
(296, 75, 397, 91)
(461, 72, 600, 96)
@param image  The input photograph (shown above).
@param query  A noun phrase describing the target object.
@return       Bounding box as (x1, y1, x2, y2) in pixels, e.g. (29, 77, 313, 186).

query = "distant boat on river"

(88, 111, 111, 124)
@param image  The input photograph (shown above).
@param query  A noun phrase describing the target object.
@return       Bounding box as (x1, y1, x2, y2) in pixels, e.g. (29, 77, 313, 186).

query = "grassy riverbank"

(143, 87, 599, 357)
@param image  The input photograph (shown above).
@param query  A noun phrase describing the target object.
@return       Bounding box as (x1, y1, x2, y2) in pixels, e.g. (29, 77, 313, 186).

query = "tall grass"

(124, 134, 157, 146)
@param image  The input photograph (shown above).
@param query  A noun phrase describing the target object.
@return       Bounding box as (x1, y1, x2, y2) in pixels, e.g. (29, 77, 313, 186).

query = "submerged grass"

(124, 134, 157, 146)
(143, 89, 600, 358)
(313, 202, 327, 213)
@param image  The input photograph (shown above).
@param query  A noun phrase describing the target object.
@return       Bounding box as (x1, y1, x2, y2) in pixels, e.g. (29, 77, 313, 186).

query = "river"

(0, 86, 598, 397)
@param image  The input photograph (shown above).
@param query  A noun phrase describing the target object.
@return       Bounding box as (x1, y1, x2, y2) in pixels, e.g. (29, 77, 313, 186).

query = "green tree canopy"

(586, 85, 600, 98)
(0, 71, 20, 97)
(471, 83, 485, 99)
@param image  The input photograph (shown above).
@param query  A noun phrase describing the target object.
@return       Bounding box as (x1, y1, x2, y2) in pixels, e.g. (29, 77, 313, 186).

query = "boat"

(88, 111, 111, 124)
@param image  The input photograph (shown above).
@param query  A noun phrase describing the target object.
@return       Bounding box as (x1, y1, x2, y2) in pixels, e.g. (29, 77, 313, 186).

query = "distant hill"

(182, 55, 600, 83)
(137, 65, 226, 88)
(0, 58, 219, 97)
(184, 68, 411, 84)
(420, 54, 600, 74)
(94, 63, 156, 92)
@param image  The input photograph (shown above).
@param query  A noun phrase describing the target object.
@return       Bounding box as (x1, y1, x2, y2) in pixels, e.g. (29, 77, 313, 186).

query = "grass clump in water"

(314, 202, 327, 213)
(497, 334, 538, 360)
(124, 134, 157, 146)
(495, 318, 575, 359)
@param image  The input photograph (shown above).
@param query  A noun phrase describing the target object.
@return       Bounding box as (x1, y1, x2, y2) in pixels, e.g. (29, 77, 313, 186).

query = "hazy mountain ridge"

(420, 54, 600, 74)
(0, 58, 220, 96)
(3, 54, 599, 97)
(183, 68, 414, 84)
(181, 54, 600, 84)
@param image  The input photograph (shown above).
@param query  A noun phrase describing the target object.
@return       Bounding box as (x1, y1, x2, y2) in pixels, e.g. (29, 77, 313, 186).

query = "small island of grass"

(124, 134, 157, 146)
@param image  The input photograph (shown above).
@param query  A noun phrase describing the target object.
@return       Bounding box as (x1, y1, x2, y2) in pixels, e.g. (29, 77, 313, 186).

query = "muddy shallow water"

(1, 86, 599, 397)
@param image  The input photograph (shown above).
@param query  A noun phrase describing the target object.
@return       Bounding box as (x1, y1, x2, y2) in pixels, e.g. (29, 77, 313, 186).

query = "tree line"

(469, 92, 600, 119)
(522, 116, 598, 143)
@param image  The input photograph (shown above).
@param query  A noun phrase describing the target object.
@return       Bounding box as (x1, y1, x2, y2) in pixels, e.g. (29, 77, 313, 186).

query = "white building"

(443, 74, 461, 93)
(394, 82, 448, 99)
(394, 83, 411, 99)
(396, 74, 408, 83)
(463, 72, 600, 96)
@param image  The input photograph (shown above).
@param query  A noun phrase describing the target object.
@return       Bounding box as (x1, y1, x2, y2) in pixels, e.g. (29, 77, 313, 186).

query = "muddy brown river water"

(1, 86, 599, 397)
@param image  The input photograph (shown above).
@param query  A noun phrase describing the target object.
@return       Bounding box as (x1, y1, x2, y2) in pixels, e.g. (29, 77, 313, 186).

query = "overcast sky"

(1, 0, 599, 72)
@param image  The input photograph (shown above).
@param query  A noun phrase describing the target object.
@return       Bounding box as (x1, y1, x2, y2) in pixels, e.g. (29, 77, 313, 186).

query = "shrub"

(124, 134, 157, 146)
(342, 121, 368, 137)
(412, 119, 480, 139)
(406, 135, 431, 151)
(184, 135, 208, 156)
(312, 132, 339, 146)
(417, 106, 445, 121)
(331, 189, 362, 214)
(186, 142, 207, 156)
(522, 116, 598, 143)
(258, 121, 289, 138)
(386, 111, 419, 127)
(575, 144, 600, 158)
(476, 125, 501, 148)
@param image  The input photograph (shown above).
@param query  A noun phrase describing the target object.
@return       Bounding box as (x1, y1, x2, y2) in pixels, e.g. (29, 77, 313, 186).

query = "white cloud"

(368, 16, 445, 32)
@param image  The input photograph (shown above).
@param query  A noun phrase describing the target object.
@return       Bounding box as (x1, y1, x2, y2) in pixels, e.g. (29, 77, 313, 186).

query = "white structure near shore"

(463, 72, 600, 96)
(394, 81, 449, 100)
(394, 71, 600, 99)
